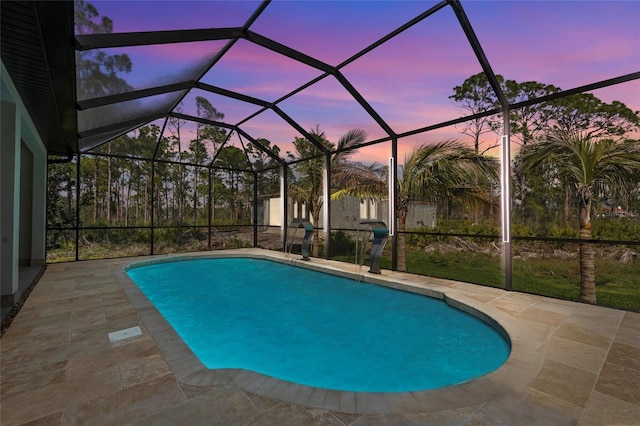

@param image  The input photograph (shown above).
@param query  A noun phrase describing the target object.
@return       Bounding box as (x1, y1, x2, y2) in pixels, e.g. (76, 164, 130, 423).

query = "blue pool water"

(127, 257, 510, 392)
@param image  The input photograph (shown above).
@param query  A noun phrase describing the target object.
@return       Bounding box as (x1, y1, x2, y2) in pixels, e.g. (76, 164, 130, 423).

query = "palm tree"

(288, 127, 368, 256)
(521, 131, 640, 304)
(333, 140, 499, 271)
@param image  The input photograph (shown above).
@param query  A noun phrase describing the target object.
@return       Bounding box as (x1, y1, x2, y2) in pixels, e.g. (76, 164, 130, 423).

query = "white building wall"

(263, 195, 436, 230)
(268, 197, 281, 227)
(1, 60, 47, 301)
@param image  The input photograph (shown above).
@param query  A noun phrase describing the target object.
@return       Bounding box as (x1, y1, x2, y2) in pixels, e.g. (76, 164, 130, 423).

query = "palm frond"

(331, 162, 387, 200)
(336, 129, 368, 151)
(334, 129, 368, 163)
(401, 140, 499, 203)
(287, 183, 311, 203)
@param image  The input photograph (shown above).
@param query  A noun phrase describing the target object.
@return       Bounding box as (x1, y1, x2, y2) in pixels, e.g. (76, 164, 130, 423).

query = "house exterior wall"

(1, 60, 47, 302)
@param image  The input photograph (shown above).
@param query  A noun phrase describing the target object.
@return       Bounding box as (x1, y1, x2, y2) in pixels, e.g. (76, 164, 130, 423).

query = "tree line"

(47, 119, 282, 232)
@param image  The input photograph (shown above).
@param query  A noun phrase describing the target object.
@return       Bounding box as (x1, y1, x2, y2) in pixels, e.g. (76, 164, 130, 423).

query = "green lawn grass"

(374, 251, 640, 312)
(404, 252, 504, 288)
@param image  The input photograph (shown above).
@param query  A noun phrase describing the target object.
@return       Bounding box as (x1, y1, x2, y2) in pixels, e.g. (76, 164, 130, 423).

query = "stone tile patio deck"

(1, 249, 638, 425)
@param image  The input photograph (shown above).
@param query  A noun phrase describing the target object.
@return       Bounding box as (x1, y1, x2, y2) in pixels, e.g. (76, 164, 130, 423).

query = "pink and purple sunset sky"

(87, 0, 640, 163)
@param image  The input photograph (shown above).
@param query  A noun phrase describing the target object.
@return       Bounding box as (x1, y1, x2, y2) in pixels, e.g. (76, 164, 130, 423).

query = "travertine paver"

(0, 249, 638, 425)
(530, 359, 598, 407)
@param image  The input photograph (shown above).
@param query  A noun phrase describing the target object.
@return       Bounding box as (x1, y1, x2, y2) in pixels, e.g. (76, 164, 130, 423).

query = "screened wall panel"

(76, 41, 227, 101)
(79, 155, 152, 227)
(47, 158, 77, 229)
(78, 92, 181, 133)
(78, 228, 150, 260)
(212, 168, 254, 225)
(256, 163, 283, 251)
(46, 157, 77, 263)
(153, 227, 208, 255)
(511, 239, 581, 301)
(404, 233, 504, 289)
(152, 163, 203, 226)
(210, 226, 255, 250)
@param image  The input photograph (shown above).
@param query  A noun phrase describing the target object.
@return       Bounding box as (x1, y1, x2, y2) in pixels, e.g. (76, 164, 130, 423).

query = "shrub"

(329, 230, 356, 257)
(593, 220, 640, 241)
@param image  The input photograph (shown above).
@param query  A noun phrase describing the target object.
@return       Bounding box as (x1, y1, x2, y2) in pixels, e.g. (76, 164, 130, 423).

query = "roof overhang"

(1, 1, 77, 155)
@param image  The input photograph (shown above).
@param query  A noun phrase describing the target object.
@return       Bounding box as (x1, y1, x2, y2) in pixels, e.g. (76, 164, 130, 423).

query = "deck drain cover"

(108, 326, 142, 342)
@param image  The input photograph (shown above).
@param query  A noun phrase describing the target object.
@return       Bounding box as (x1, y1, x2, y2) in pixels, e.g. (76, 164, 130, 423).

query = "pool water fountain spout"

(286, 220, 314, 261)
(356, 220, 389, 274)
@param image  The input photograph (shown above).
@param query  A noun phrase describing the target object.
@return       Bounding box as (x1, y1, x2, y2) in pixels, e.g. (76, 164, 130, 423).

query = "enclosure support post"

(253, 171, 258, 248)
(151, 117, 169, 255)
(281, 163, 288, 252)
(150, 160, 155, 254)
(501, 112, 513, 291)
(207, 168, 212, 250)
(323, 153, 331, 259)
(390, 137, 398, 271)
(75, 153, 80, 261)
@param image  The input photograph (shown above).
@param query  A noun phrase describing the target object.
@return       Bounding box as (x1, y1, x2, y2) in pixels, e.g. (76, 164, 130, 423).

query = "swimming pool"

(127, 257, 510, 392)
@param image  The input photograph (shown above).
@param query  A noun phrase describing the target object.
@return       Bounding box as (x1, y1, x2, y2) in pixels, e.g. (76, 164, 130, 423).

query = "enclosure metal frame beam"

(75, 27, 243, 50)
(510, 72, 640, 110)
(271, 105, 330, 155)
(448, 0, 509, 107)
(77, 82, 192, 110)
(196, 82, 271, 108)
(334, 70, 396, 139)
(243, 30, 335, 74)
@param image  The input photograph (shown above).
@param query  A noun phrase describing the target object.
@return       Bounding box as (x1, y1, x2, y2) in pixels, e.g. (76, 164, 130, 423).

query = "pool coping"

(116, 248, 544, 414)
